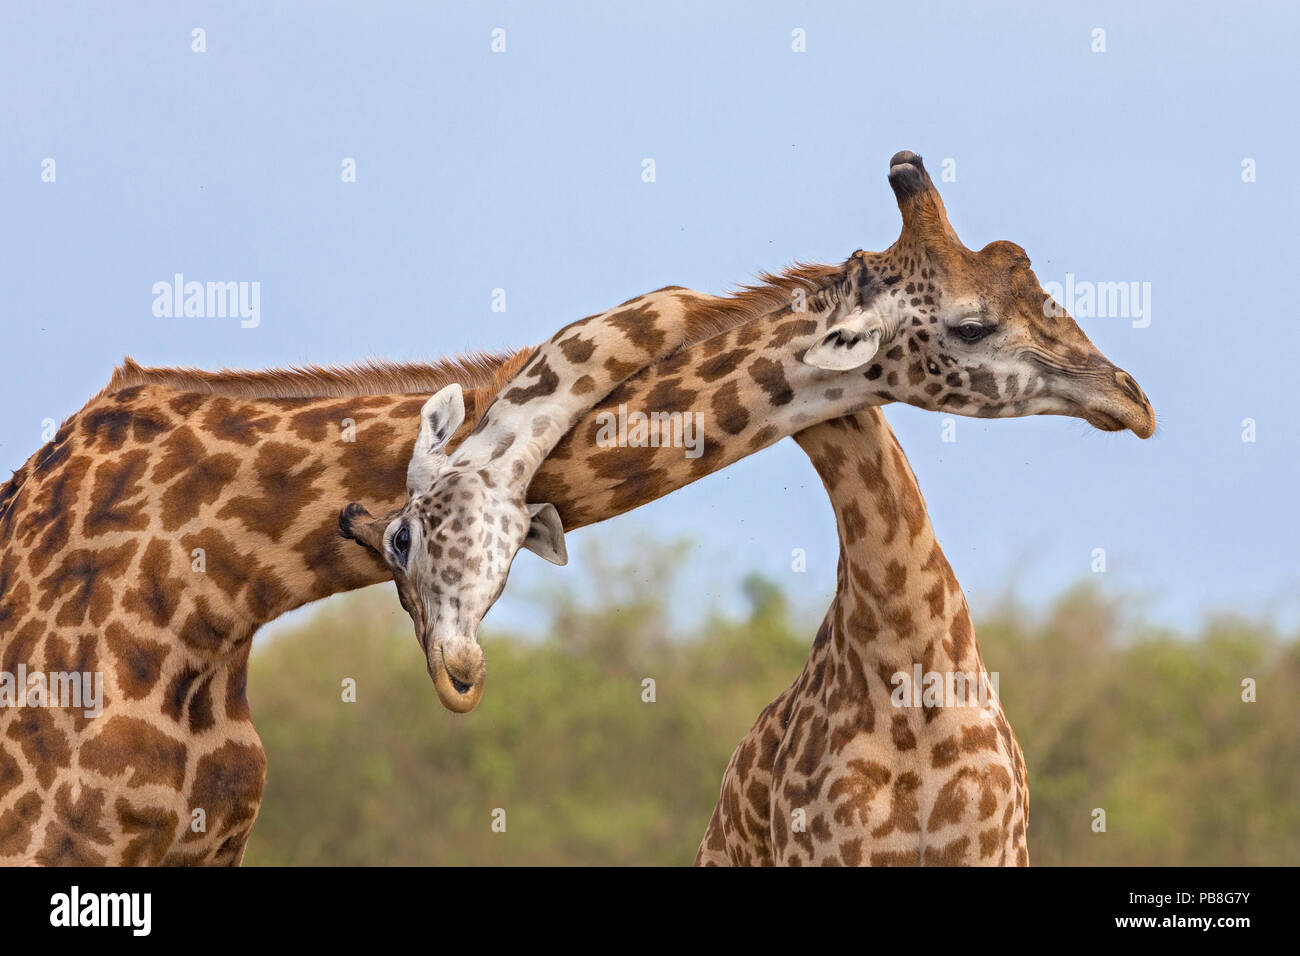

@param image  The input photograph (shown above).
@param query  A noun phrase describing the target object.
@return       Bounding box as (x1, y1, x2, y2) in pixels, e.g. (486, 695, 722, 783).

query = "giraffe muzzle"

(429, 638, 486, 714)
(1083, 368, 1155, 439)
(1053, 362, 1155, 439)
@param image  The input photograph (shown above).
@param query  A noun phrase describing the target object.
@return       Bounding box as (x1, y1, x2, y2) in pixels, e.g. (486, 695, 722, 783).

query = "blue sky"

(2, 1, 1297, 635)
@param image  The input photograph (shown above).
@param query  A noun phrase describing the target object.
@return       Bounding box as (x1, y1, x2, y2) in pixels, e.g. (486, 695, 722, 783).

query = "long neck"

(464, 291, 704, 476)
(528, 284, 893, 528)
(793, 411, 986, 694)
(39, 260, 931, 641)
(195, 272, 928, 623)
(457, 242, 919, 488)
(790, 411, 1025, 838)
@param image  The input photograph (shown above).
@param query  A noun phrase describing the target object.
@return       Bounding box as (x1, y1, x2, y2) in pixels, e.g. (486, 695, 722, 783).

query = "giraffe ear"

(522, 502, 568, 566)
(339, 502, 390, 555)
(802, 309, 886, 371)
(408, 384, 466, 494)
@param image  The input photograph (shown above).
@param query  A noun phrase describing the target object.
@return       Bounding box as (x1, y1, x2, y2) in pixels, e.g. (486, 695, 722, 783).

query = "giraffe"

(0, 298, 1141, 868)
(340, 150, 1154, 714)
(0, 151, 1152, 866)
(694, 409, 1029, 866)
(334, 291, 743, 713)
(0, 354, 534, 865)
(0, 342, 887, 867)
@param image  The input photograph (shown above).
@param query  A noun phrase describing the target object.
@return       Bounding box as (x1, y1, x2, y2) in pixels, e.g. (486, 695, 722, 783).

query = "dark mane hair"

(681, 260, 850, 333)
(98, 259, 849, 401)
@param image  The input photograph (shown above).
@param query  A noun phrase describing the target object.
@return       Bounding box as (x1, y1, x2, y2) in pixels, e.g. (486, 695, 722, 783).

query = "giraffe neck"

(464, 293, 703, 476)
(793, 412, 989, 716)
(3, 248, 945, 655)
(449, 239, 940, 499)
(695, 410, 1028, 867)
(73, 261, 939, 634)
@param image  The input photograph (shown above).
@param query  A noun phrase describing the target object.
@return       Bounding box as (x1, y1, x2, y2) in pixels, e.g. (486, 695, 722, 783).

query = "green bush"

(244, 541, 1300, 866)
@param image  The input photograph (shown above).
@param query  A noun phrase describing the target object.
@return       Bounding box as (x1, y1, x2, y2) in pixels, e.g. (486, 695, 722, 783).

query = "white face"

(383, 470, 523, 712)
(377, 384, 569, 714)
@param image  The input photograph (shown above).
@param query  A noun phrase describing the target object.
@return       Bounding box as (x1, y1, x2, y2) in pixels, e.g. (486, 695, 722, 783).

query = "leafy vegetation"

(244, 539, 1300, 866)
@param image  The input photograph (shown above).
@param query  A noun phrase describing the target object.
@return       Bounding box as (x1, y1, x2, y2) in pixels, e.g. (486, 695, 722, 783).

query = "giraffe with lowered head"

(341, 151, 1154, 716)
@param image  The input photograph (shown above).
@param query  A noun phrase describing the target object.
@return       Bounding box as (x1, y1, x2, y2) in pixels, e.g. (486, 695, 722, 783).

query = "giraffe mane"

(0, 463, 26, 539)
(97, 349, 538, 400)
(683, 261, 850, 334)
(98, 260, 848, 403)
(0, 350, 540, 538)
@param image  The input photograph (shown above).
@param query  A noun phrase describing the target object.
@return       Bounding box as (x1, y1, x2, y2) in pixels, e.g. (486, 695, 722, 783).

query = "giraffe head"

(801, 151, 1155, 437)
(340, 383, 567, 713)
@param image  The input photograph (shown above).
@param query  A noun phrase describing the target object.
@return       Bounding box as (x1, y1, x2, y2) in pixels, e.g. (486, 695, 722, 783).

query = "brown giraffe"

(694, 410, 1029, 866)
(0, 152, 1151, 866)
(0, 340, 891, 866)
(341, 150, 1153, 713)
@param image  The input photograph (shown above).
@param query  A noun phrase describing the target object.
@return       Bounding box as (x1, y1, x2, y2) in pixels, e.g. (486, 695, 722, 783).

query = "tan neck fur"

(694, 411, 1028, 866)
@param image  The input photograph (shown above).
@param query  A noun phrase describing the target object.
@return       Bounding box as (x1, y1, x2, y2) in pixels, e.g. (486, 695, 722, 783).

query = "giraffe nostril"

(439, 643, 484, 695)
(447, 673, 472, 694)
(1115, 370, 1145, 404)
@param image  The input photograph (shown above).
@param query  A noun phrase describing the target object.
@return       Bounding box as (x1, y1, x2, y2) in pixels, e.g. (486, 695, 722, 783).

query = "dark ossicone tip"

(888, 151, 929, 200)
(338, 501, 372, 541)
(889, 149, 924, 169)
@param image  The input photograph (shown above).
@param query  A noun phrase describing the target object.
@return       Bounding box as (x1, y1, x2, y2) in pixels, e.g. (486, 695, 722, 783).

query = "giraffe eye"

(392, 524, 412, 566)
(952, 320, 991, 343)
